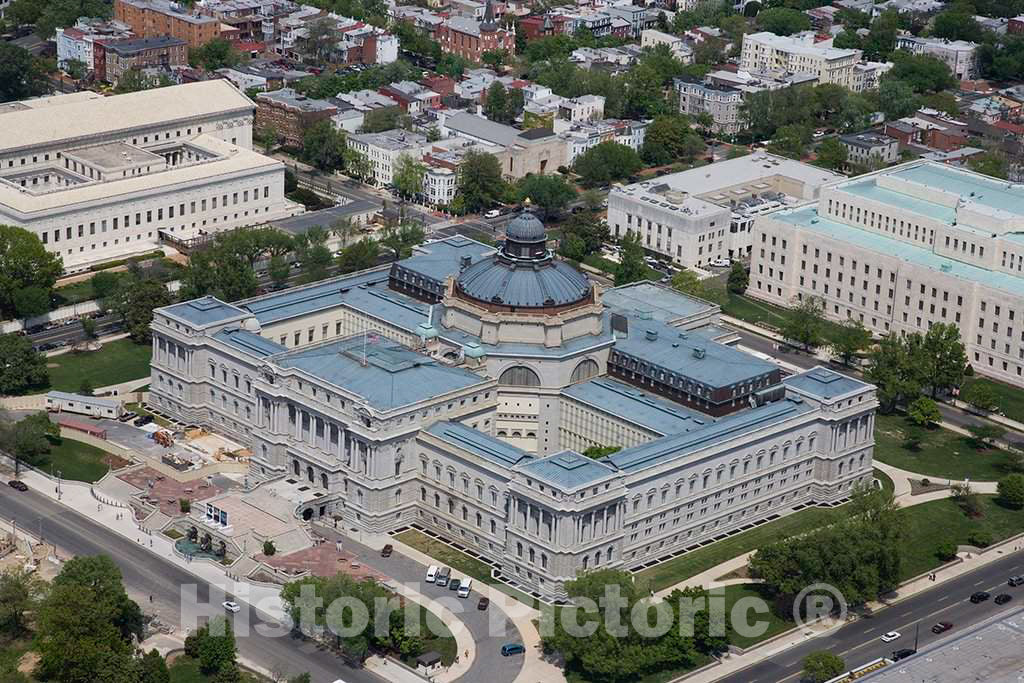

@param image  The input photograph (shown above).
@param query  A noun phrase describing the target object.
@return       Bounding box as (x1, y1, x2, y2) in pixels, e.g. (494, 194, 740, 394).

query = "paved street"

(714, 549, 1024, 683)
(0, 487, 384, 683)
(315, 526, 526, 683)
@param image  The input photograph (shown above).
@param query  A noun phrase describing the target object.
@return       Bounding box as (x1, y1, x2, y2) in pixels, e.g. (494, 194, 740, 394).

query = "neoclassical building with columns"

(148, 210, 877, 601)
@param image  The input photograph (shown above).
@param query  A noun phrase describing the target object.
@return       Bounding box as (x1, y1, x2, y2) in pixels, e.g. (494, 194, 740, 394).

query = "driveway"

(315, 527, 526, 683)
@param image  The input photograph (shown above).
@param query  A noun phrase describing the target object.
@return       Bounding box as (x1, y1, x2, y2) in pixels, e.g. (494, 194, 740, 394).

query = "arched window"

(499, 365, 541, 387)
(529, 547, 535, 563)
(421, 487, 427, 502)
(306, 466, 314, 483)
(541, 553, 548, 569)
(490, 519, 496, 534)
(292, 460, 300, 476)
(395, 489, 402, 504)
(570, 359, 599, 383)
(320, 473, 328, 489)
(476, 512, 482, 527)
(497, 430, 507, 437)
(434, 493, 440, 508)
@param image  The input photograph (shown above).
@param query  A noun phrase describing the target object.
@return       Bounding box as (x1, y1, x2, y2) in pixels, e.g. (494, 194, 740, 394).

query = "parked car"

(380, 544, 393, 558)
(222, 601, 241, 613)
(118, 411, 138, 423)
(477, 597, 490, 610)
(710, 258, 731, 267)
(7, 480, 28, 492)
(1008, 575, 1024, 587)
(133, 415, 154, 427)
(892, 648, 916, 661)
(880, 631, 901, 643)
(500, 643, 525, 656)
(970, 591, 991, 603)
(484, 209, 500, 219)
(995, 593, 1013, 605)
(931, 621, 953, 634)
(435, 566, 451, 588)
(448, 578, 461, 592)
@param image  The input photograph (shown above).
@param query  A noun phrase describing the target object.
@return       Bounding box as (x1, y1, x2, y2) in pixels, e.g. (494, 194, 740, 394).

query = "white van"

(457, 578, 472, 598)
(426, 565, 439, 583)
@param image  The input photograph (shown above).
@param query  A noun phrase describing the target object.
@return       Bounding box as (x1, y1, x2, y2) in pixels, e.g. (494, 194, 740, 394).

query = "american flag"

(368, 332, 379, 344)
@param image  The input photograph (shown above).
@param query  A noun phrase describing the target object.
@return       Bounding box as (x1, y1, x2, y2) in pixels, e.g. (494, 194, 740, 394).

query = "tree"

(263, 540, 276, 556)
(481, 49, 509, 69)
(670, 268, 721, 303)
(888, 52, 956, 93)
(392, 153, 426, 198)
(515, 174, 577, 219)
(179, 246, 258, 303)
(802, 651, 845, 683)
(757, 7, 811, 35)
(79, 378, 94, 396)
(641, 115, 706, 166)
(769, 123, 812, 160)
(35, 555, 143, 683)
(878, 77, 919, 120)
(114, 68, 171, 93)
(12, 285, 50, 318)
(484, 81, 515, 124)
(189, 38, 243, 71)
(969, 152, 1009, 180)
(455, 150, 507, 214)
(815, 137, 848, 170)
(90, 271, 122, 301)
(559, 212, 608, 260)
(80, 316, 97, 340)
(301, 120, 346, 173)
(0, 43, 49, 102)
(139, 649, 170, 683)
(998, 474, 1024, 509)
(920, 322, 966, 398)
(108, 275, 172, 343)
(344, 147, 372, 182)
(185, 616, 237, 675)
(932, 9, 983, 42)
(865, 334, 922, 413)
(907, 397, 940, 427)
(780, 296, 826, 350)
(294, 228, 333, 285)
(616, 230, 648, 286)
(573, 142, 643, 187)
(726, 261, 749, 294)
(0, 333, 49, 394)
(0, 224, 64, 319)
(268, 254, 291, 290)
(0, 568, 46, 638)
(829, 318, 871, 366)
(360, 107, 411, 134)
(961, 380, 1001, 412)
(379, 220, 425, 261)
(903, 424, 925, 451)
(255, 125, 279, 155)
(337, 238, 380, 274)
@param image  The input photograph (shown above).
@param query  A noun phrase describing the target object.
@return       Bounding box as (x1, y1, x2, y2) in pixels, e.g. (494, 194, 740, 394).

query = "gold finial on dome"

(524, 197, 532, 206)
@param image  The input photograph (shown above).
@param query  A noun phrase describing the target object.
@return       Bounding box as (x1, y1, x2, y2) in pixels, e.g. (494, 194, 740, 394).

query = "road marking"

(974, 579, 987, 586)
(937, 595, 951, 601)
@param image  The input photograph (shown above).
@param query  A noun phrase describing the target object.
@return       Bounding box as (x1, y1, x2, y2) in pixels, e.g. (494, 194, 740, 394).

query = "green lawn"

(898, 495, 1024, 580)
(125, 401, 171, 428)
(873, 413, 1016, 482)
(874, 467, 895, 499)
(722, 583, 795, 650)
(46, 339, 152, 392)
(636, 506, 842, 593)
(29, 437, 115, 483)
(962, 376, 1024, 424)
(404, 604, 457, 668)
(395, 529, 494, 584)
(168, 656, 264, 683)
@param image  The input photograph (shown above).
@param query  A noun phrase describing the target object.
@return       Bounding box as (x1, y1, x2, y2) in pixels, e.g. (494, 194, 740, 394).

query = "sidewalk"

(873, 461, 998, 507)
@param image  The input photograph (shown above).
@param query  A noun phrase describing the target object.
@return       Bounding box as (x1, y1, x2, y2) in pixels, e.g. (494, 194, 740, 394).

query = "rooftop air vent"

(692, 346, 706, 359)
(646, 329, 658, 341)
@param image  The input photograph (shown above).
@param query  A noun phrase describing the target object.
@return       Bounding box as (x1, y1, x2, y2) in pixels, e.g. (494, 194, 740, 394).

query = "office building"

(749, 161, 1024, 387)
(607, 153, 842, 268)
(740, 32, 862, 88)
(149, 217, 877, 601)
(0, 80, 300, 272)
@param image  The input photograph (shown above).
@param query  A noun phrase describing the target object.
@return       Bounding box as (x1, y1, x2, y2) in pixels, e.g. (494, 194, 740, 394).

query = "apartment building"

(55, 18, 134, 70)
(114, 0, 222, 49)
(100, 35, 188, 84)
(895, 35, 978, 80)
(347, 130, 430, 187)
(607, 153, 842, 268)
(740, 32, 862, 88)
(749, 161, 1024, 387)
(640, 29, 694, 62)
(254, 88, 337, 148)
(839, 132, 900, 167)
(0, 81, 300, 272)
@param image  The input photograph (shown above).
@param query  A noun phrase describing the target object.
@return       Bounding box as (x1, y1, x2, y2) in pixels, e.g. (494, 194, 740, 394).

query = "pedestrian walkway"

(874, 460, 998, 509)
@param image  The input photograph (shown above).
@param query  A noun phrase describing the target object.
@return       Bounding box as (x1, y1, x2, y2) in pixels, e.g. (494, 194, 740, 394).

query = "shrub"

(263, 540, 276, 556)
(997, 473, 1024, 509)
(936, 541, 958, 561)
(179, 498, 191, 514)
(968, 529, 993, 548)
(921, 478, 931, 487)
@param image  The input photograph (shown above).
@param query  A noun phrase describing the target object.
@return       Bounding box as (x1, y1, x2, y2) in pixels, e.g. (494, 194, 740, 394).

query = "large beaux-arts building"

(749, 161, 1024, 389)
(0, 81, 300, 273)
(149, 214, 877, 601)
